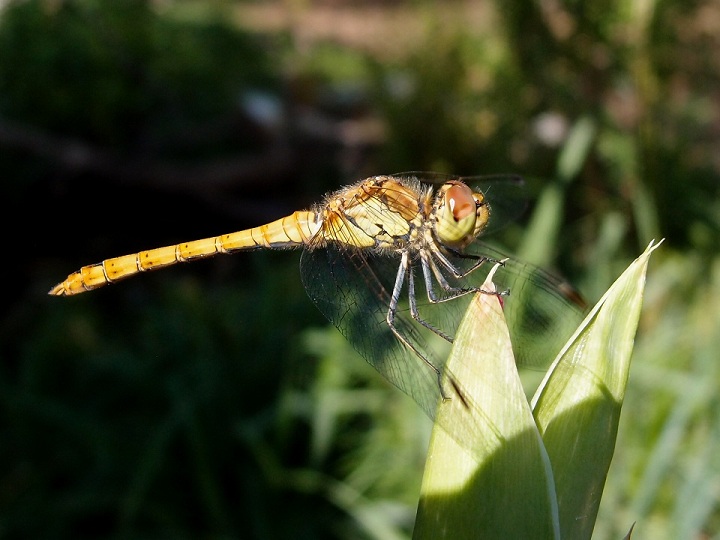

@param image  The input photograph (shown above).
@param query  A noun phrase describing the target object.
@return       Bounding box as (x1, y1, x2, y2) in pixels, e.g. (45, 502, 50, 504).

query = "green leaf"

(531, 239, 664, 539)
(414, 241, 662, 539)
(414, 264, 560, 540)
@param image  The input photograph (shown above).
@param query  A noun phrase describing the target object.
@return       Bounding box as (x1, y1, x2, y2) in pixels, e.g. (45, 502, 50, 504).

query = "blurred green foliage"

(0, 0, 274, 151)
(1, 0, 719, 538)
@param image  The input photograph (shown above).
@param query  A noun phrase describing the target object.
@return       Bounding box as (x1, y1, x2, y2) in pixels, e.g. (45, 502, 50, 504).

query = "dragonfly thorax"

(432, 181, 490, 249)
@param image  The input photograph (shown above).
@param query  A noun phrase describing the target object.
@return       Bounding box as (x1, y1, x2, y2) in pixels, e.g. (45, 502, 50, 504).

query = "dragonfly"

(50, 172, 585, 454)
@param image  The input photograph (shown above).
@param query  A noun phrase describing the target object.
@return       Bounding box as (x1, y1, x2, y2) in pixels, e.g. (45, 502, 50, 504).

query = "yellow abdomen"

(49, 210, 320, 296)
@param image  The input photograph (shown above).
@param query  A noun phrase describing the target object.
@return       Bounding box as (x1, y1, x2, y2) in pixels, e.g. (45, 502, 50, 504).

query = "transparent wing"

(413, 242, 586, 370)
(300, 246, 441, 416)
(474, 244, 587, 367)
(300, 244, 506, 456)
(468, 176, 528, 236)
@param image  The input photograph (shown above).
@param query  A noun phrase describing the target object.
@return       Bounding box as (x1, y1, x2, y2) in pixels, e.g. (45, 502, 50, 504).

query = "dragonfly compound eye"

(435, 182, 480, 247)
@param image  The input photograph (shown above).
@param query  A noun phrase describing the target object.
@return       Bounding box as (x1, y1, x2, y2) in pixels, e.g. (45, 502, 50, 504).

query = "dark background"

(1, 0, 718, 538)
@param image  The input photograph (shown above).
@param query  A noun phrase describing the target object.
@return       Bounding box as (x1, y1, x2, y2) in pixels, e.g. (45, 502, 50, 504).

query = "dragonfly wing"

(482, 245, 587, 367)
(299, 245, 507, 456)
(300, 245, 442, 417)
(413, 241, 586, 370)
(468, 176, 528, 236)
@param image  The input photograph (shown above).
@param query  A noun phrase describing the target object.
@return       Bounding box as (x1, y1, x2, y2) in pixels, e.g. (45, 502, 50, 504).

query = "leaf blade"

(532, 240, 664, 539)
(415, 265, 559, 540)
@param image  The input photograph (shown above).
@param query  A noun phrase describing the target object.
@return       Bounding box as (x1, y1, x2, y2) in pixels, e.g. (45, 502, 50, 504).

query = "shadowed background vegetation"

(1, 0, 718, 538)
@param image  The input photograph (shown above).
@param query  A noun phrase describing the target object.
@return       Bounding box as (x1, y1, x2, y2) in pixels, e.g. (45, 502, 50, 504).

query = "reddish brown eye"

(446, 183, 475, 221)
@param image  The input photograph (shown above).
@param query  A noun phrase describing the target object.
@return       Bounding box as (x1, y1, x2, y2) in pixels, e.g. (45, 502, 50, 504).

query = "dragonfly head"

(433, 181, 490, 248)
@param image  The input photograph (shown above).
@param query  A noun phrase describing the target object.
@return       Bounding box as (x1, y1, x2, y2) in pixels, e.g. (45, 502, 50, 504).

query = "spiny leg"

(386, 252, 496, 348)
(434, 245, 506, 280)
(385, 252, 450, 400)
(406, 260, 455, 343)
(401, 253, 470, 409)
(421, 251, 495, 301)
(425, 250, 509, 300)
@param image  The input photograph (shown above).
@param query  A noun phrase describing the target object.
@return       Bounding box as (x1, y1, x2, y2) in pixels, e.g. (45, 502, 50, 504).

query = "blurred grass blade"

(517, 116, 596, 267)
(556, 116, 597, 184)
(415, 265, 559, 540)
(531, 239, 664, 540)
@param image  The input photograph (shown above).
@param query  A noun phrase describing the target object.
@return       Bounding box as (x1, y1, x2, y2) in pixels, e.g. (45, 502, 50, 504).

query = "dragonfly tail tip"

(48, 283, 66, 296)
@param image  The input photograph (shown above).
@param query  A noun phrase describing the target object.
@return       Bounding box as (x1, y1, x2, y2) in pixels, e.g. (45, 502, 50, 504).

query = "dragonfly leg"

(430, 250, 510, 297)
(435, 248, 497, 279)
(419, 252, 501, 306)
(406, 266, 455, 343)
(423, 255, 476, 302)
(386, 252, 450, 400)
